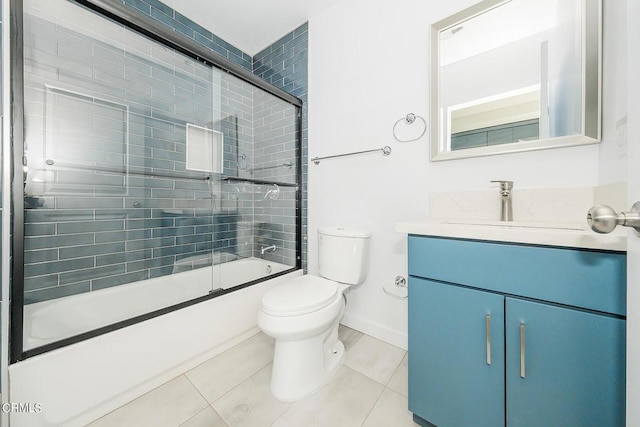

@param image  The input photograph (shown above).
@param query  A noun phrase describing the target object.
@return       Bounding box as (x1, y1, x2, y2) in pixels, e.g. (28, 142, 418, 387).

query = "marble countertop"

(396, 219, 627, 251)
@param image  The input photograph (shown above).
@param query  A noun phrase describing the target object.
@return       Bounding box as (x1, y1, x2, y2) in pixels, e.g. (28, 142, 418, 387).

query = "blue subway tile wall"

(122, 0, 253, 71)
(20, 0, 305, 305)
(253, 23, 308, 271)
(21, 0, 293, 304)
(250, 89, 298, 266)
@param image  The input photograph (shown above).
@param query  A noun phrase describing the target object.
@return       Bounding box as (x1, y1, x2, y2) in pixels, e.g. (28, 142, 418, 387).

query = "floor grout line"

(93, 327, 410, 426)
(182, 372, 230, 426)
(384, 350, 407, 388)
(359, 384, 388, 426)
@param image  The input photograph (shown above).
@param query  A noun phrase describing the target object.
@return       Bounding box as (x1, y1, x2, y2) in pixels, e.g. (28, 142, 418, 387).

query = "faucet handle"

(491, 180, 513, 190)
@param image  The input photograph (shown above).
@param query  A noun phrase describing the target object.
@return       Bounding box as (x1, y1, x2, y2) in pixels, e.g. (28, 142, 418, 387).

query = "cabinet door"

(506, 298, 626, 427)
(409, 278, 505, 427)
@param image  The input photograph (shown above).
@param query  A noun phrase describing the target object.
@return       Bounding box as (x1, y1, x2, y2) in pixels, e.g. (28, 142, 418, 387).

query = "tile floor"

(88, 325, 418, 427)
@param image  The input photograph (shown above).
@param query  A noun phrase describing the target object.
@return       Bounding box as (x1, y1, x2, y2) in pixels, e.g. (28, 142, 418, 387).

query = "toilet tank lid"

(318, 226, 371, 238)
(262, 276, 338, 316)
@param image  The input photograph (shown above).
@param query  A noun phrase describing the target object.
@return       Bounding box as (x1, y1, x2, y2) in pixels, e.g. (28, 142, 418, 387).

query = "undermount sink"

(443, 219, 587, 231)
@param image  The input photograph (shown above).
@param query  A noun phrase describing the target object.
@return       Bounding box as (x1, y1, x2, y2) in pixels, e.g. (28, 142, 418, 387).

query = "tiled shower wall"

(22, 0, 301, 303)
(104, 0, 305, 273)
(251, 89, 298, 265)
(25, 0, 306, 302)
(123, 0, 253, 72)
(23, 0, 230, 302)
(253, 23, 308, 270)
(125, 2, 308, 270)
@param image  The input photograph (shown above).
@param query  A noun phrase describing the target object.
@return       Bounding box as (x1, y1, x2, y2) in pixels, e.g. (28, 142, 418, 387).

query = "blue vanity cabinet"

(505, 297, 626, 427)
(407, 235, 626, 427)
(408, 277, 505, 427)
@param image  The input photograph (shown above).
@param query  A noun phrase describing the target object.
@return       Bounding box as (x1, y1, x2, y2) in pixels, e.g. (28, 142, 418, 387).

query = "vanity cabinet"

(407, 235, 626, 427)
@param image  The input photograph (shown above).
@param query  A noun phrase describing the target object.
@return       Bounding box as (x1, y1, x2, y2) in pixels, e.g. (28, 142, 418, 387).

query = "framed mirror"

(430, 0, 601, 161)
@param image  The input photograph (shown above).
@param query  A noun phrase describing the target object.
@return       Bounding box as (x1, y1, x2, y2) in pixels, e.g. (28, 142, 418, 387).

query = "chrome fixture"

(382, 275, 408, 300)
(491, 180, 514, 221)
(260, 244, 277, 255)
(311, 146, 391, 165)
(486, 314, 492, 366)
(264, 184, 280, 200)
(520, 323, 526, 378)
(392, 113, 427, 142)
(236, 153, 248, 171)
(250, 162, 292, 174)
(587, 203, 640, 234)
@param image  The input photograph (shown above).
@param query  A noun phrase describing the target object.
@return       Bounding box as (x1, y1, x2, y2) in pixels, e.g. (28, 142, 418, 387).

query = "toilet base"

(269, 323, 345, 402)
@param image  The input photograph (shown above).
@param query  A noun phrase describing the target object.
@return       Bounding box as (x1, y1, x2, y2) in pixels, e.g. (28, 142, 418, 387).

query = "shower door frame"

(9, 0, 303, 363)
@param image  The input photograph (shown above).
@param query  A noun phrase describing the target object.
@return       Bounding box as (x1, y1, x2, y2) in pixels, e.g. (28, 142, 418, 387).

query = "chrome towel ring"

(393, 113, 427, 142)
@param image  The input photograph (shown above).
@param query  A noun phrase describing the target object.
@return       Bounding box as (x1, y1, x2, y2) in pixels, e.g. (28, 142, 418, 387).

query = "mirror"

(430, 0, 601, 161)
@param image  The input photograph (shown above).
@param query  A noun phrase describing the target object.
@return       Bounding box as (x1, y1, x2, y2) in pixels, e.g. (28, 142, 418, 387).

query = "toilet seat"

(262, 275, 339, 316)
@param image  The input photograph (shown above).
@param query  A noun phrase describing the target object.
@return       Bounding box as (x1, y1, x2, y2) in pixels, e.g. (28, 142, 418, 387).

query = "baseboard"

(341, 312, 407, 350)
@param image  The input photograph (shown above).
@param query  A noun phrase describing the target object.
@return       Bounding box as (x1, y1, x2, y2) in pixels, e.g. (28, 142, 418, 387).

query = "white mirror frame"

(430, 0, 602, 161)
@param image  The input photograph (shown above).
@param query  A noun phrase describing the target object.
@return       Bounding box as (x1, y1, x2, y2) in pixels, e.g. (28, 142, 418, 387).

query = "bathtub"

(23, 257, 291, 349)
(11, 260, 301, 427)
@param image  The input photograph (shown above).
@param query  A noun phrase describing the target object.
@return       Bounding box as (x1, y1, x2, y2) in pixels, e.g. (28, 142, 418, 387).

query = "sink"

(443, 219, 587, 231)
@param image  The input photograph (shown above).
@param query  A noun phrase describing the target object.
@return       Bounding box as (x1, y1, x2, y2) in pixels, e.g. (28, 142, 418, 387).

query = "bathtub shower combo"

(11, 0, 302, 359)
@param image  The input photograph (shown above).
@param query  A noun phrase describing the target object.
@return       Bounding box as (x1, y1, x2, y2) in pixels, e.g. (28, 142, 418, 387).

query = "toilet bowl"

(257, 227, 371, 401)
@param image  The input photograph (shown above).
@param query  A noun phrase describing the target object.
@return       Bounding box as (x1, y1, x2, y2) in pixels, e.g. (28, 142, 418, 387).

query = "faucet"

(491, 180, 514, 222)
(260, 244, 277, 255)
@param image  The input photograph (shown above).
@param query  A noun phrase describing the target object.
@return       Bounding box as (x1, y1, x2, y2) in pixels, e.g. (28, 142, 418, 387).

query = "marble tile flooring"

(88, 326, 418, 427)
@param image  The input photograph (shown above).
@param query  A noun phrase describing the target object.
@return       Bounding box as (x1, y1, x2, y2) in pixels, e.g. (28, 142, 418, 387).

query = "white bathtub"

(11, 260, 301, 427)
(23, 257, 291, 349)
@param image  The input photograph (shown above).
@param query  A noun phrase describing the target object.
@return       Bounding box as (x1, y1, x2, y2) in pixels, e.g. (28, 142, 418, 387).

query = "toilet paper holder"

(382, 275, 408, 299)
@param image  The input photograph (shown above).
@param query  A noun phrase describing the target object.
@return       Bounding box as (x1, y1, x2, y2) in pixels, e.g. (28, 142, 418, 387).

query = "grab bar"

(311, 146, 391, 165)
(250, 162, 293, 174)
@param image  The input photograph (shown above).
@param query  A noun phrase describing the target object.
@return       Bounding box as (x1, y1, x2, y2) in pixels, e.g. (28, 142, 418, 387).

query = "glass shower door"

(21, 0, 221, 350)
(15, 0, 301, 358)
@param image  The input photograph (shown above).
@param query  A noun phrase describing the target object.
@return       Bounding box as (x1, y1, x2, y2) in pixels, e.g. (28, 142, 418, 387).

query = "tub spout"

(260, 244, 277, 255)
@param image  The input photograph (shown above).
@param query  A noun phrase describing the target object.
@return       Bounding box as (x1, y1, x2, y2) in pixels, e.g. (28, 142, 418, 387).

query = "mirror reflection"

(431, 0, 601, 160)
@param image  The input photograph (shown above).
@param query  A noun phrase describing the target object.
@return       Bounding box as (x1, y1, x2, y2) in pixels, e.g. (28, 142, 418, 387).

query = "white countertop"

(396, 219, 627, 251)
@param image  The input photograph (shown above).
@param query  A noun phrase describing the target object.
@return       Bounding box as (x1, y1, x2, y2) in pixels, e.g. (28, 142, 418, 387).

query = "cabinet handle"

(486, 314, 491, 365)
(520, 323, 526, 378)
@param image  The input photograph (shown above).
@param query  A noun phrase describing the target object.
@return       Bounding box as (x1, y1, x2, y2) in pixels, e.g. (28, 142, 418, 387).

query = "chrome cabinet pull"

(520, 323, 526, 378)
(486, 314, 491, 365)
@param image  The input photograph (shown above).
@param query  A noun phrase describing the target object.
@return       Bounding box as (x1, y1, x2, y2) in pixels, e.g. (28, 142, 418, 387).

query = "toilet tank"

(318, 227, 371, 285)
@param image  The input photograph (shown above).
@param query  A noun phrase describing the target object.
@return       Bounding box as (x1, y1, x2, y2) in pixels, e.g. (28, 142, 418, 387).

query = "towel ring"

(393, 113, 427, 142)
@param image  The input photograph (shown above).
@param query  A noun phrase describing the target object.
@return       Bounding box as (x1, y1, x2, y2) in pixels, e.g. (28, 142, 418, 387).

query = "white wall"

(308, 0, 623, 348)
(625, 0, 639, 424)
(599, 0, 628, 184)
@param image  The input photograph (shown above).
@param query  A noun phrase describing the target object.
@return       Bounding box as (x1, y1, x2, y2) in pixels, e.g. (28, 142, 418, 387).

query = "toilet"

(257, 226, 371, 401)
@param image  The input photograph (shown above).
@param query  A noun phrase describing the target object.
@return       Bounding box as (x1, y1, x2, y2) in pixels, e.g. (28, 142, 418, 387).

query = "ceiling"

(160, 0, 342, 56)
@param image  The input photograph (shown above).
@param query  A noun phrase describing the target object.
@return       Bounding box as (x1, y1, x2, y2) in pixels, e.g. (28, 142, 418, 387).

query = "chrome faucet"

(260, 244, 277, 255)
(491, 180, 514, 222)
